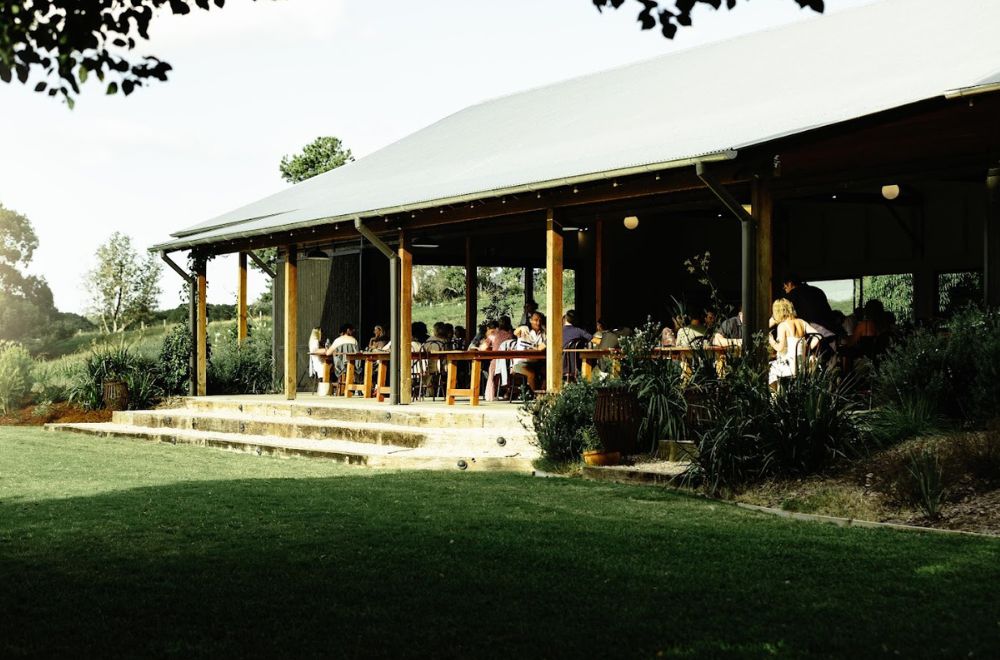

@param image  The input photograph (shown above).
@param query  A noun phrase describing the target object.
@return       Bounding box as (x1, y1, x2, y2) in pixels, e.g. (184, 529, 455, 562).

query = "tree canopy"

(279, 136, 354, 185)
(85, 232, 162, 333)
(594, 0, 823, 38)
(0, 203, 56, 341)
(0, 0, 255, 107)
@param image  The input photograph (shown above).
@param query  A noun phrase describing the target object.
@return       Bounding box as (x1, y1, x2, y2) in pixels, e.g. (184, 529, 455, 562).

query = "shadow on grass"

(2, 472, 998, 658)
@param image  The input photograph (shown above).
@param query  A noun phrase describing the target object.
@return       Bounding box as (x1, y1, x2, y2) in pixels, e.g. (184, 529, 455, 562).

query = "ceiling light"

(881, 184, 901, 200)
(623, 216, 639, 230)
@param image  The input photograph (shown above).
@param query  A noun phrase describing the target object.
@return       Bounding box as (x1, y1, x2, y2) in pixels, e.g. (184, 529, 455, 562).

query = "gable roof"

(155, 0, 1000, 252)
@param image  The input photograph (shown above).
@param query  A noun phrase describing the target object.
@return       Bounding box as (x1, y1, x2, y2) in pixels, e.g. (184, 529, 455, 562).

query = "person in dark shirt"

(561, 309, 593, 347)
(713, 308, 743, 346)
(781, 274, 839, 337)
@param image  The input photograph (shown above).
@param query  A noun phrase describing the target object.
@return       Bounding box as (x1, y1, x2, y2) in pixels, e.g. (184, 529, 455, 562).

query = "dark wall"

(275, 249, 371, 391)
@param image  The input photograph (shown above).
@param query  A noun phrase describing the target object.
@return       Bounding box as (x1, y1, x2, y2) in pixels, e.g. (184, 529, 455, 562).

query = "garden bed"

(0, 402, 112, 426)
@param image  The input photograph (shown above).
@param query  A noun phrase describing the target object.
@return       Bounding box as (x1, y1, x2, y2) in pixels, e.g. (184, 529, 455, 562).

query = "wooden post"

(524, 267, 534, 307)
(546, 210, 564, 393)
(284, 245, 298, 400)
(237, 251, 248, 345)
(195, 259, 208, 397)
(594, 216, 604, 323)
(399, 231, 413, 404)
(465, 236, 477, 338)
(751, 179, 774, 333)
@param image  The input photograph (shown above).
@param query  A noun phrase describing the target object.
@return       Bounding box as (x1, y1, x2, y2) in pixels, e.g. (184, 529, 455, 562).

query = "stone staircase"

(46, 396, 539, 472)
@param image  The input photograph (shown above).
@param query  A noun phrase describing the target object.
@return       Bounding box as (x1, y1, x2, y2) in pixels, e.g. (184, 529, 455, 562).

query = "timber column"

(465, 237, 477, 339)
(545, 209, 564, 393)
(237, 251, 248, 344)
(987, 166, 1000, 307)
(751, 178, 773, 334)
(195, 257, 208, 396)
(399, 231, 413, 404)
(284, 245, 298, 400)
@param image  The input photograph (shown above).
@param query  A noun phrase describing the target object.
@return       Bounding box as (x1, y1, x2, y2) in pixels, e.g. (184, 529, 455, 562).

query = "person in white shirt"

(325, 324, 359, 353)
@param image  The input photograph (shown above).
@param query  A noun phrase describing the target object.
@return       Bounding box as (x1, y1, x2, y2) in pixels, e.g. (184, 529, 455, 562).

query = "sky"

(0, 0, 878, 315)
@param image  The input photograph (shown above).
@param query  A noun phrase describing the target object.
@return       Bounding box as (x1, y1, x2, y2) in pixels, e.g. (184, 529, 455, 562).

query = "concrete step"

(182, 396, 527, 430)
(45, 423, 536, 472)
(110, 409, 535, 453)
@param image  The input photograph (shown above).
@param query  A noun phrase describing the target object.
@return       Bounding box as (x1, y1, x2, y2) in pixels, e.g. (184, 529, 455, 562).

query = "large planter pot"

(101, 379, 129, 411)
(583, 450, 621, 466)
(593, 387, 642, 455)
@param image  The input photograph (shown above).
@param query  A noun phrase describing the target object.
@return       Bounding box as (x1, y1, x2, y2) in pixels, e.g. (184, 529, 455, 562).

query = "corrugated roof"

(155, 0, 1000, 252)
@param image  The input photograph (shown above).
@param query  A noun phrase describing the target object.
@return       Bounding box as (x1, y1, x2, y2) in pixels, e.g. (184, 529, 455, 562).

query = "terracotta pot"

(583, 450, 621, 466)
(593, 387, 641, 455)
(101, 379, 129, 411)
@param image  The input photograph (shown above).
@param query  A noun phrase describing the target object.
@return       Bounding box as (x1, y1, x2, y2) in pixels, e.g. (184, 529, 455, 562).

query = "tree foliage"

(85, 232, 162, 333)
(279, 136, 354, 184)
(593, 0, 823, 38)
(0, 0, 256, 107)
(0, 203, 56, 341)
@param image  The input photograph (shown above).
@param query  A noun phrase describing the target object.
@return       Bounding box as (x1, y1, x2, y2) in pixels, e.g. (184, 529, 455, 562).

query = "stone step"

(111, 409, 534, 453)
(45, 423, 536, 472)
(181, 396, 527, 430)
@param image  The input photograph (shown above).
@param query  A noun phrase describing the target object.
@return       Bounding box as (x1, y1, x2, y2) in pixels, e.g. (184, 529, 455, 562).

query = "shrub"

(68, 343, 162, 410)
(0, 341, 34, 414)
(207, 321, 276, 395)
(906, 447, 945, 518)
(30, 360, 72, 404)
(522, 380, 596, 463)
(618, 320, 691, 451)
(158, 324, 194, 396)
(688, 338, 865, 495)
(874, 307, 1000, 427)
(866, 395, 941, 447)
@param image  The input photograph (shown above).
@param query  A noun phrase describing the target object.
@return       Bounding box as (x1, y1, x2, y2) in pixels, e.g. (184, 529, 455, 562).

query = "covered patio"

(152, 1, 1000, 405)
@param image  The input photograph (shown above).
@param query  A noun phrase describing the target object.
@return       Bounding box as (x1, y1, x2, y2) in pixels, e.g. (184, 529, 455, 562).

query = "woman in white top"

(768, 298, 815, 387)
(308, 328, 324, 379)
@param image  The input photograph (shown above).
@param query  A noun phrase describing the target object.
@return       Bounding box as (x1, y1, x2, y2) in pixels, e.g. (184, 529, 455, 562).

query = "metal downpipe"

(695, 162, 757, 347)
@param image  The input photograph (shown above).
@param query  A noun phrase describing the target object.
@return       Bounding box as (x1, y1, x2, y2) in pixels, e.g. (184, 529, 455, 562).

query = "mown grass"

(1, 428, 999, 658)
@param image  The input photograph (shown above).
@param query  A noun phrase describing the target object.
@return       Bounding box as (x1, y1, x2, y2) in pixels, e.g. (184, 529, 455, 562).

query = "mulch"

(0, 403, 112, 426)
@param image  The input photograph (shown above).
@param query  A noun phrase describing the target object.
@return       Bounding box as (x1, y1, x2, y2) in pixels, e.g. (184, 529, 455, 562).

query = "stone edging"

(732, 502, 996, 539)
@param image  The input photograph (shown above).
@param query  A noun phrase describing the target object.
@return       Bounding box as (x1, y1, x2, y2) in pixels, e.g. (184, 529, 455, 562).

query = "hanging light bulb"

(623, 216, 639, 230)
(881, 184, 901, 200)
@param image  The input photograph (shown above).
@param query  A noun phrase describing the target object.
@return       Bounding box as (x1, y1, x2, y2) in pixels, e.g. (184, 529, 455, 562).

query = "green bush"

(522, 380, 596, 463)
(906, 447, 945, 518)
(0, 341, 34, 414)
(866, 395, 941, 447)
(68, 343, 163, 410)
(158, 324, 195, 396)
(618, 320, 691, 451)
(207, 322, 275, 395)
(29, 360, 72, 404)
(875, 307, 1000, 427)
(689, 338, 864, 495)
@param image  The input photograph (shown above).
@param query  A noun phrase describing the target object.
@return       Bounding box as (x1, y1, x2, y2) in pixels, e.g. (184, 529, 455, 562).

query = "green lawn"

(2, 429, 999, 658)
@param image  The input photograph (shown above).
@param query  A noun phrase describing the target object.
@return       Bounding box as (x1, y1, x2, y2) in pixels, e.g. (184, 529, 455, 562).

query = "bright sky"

(0, 0, 878, 315)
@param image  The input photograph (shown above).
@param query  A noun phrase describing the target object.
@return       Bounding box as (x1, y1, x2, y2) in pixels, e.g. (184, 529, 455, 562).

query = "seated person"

(325, 323, 358, 353)
(308, 327, 325, 380)
(768, 298, 816, 387)
(469, 323, 488, 350)
(453, 326, 467, 350)
(846, 299, 890, 347)
(660, 324, 676, 347)
(519, 300, 539, 328)
(512, 325, 543, 392)
(526, 311, 546, 346)
(675, 310, 707, 347)
(561, 309, 592, 347)
(713, 308, 743, 346)
(367, 325, 387, 351)
(592, 319, 619, 349)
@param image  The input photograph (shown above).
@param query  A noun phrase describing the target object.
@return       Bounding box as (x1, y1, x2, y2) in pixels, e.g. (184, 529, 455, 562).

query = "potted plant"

(592, 381, 641, 456)
(581, 425, 620, 466)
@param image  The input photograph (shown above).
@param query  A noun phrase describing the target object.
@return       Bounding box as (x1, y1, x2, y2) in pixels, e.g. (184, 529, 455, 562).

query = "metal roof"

(155, 0, 1000, 252)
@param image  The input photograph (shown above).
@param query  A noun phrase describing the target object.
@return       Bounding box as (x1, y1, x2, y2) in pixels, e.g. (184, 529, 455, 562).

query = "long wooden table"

(310, 351, 386, 399)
